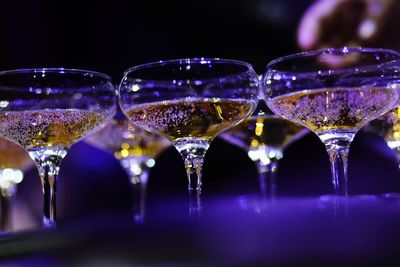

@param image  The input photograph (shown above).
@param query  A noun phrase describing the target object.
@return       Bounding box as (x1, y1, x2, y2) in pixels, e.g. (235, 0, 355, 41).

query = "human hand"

(298, 0, 400, 50)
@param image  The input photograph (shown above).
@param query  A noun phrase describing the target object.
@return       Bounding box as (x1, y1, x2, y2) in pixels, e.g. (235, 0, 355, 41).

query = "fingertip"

(298, 30, 316, 50)
(358, 19, 377, 40)
(297, 0, 338, 50)
(297, 14, 318, 50)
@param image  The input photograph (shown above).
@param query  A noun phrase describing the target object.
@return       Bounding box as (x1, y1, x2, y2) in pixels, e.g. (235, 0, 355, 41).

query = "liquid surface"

(0, 137, 32, 171)
(0, 109, 106, 150)
(125, 98, 256, 141)
(268, 87, 398, 133)
(86, 119, 170, 160)
(220, 115, 304, 151)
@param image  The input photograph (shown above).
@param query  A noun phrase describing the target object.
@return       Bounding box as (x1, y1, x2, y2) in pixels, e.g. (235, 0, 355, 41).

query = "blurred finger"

(358, 0, 396, 41)
(298, 0, 347, 50)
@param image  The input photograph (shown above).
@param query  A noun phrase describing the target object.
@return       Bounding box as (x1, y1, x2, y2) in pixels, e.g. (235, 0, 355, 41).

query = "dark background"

(0, 0, 308, 76)
(0, 0, 399, 225)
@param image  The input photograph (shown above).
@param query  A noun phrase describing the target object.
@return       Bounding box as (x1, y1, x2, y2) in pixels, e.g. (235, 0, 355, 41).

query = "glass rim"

(0, 68, 112, 80)
(266, 47, 400, 74)
(122, 57, 255, 79)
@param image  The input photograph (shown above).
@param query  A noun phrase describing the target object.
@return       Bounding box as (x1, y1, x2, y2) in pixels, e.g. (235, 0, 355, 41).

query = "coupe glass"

(220, 101, 306, 198)
(364, 107, 400, 167)
(0, 136, 34, 231)
(86, 112, 170, 223)
(0, 68, 116, 228)
(119, 58, 259, 214)
(263, 48, 400, 196)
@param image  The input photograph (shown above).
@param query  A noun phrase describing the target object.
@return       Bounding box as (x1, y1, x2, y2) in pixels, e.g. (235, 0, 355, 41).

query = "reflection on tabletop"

(2, 195, 400, 266)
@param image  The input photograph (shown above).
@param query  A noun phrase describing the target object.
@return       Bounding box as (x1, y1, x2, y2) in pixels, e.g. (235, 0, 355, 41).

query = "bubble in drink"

(0, 109, 106, 149)
(125, 97, 256, 141)
(268, 87, 398, 133)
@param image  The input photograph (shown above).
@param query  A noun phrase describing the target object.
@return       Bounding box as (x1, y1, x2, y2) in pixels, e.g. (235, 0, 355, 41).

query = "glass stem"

(29, 150, 67, 229)
(175, 139, 209, 216)
(120, 157, 151, 224)
(392, 146, 400, 170)
(323, 136, 353, 197)
(0, 186, 15, 232)
(256, 159, 278, 199)
(138, 171, 148, 223)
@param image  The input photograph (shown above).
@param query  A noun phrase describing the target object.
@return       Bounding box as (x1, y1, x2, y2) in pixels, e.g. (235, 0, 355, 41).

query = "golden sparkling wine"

(382, 108, 400, 146)
(125, 97, 256, 140)
(367, 107, 400, 148)
(0, 109, 106, 149)
(221, 115, 304, 151)
(0, 137, 32, 171)
(268, 87, 398, 133)
(87, 119, 170, 160)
